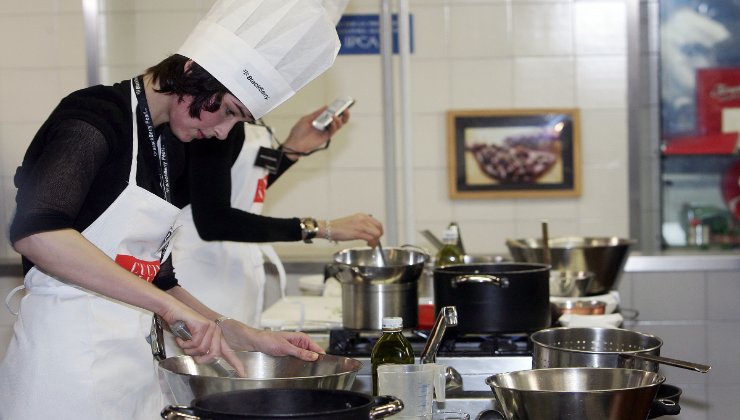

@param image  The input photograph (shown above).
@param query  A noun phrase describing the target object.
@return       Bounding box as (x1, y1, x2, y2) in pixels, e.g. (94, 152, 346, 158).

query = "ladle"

(374, 241, 388, 267)
(541, 220, 551, 266)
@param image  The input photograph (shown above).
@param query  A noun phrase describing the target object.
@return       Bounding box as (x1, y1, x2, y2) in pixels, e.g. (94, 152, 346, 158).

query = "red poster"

(696, 67, 740, 135)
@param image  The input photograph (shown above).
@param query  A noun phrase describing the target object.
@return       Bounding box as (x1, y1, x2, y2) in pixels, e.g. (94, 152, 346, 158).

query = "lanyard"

(132, 76, 171, 202)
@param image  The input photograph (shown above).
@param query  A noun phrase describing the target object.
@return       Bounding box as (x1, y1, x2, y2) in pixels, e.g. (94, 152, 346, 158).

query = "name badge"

(254, 146, 283, 174)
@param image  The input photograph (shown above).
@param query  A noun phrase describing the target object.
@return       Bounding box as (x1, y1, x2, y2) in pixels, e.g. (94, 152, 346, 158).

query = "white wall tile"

(450, 58, 515, 109)
(706, 271, 740, 321)
(578, 109, 628, 167)
(448, 3, 512, 58)
(706, 322, 740, 385)
(0, 69, 72, 124)
(574, 1, 626, 55)
(512, 3, 574, 56)
(575, 56, 628, 108)
(513, 57, 576, 108)
(408, 5, 449, 59)
(411, 113, 448, 169)
(632, 272, 706, 321)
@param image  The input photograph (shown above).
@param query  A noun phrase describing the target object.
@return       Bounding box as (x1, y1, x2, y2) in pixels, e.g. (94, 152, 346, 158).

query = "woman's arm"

(166, 286, 324, 360)
(12, 229, 244, 372)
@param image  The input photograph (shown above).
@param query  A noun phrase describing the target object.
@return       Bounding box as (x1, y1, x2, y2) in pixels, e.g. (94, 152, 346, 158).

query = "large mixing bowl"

(329, 246, 429, 284)
(486, 368, 667, 420)
(506, 236, 635, 295)
(158, 351, 362, 405)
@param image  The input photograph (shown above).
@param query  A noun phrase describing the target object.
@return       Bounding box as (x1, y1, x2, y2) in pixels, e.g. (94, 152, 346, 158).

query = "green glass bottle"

(435, 225, 464, 268)
(370, 317, 415, 395)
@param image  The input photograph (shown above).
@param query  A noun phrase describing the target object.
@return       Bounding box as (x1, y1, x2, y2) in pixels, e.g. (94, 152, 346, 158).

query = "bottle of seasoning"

(435, 225, 464, 268)
(370, 316, 415, 395)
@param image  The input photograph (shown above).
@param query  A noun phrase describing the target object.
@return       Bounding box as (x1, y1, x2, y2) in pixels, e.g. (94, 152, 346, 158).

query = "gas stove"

(326, 329, 533, 393)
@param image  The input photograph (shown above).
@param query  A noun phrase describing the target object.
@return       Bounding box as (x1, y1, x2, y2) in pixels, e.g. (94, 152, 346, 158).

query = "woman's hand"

(280, 106, 350, 159)
(160, 305, 246, 376)
(217, 319, 325, 362)
(320, 213, 384, 247)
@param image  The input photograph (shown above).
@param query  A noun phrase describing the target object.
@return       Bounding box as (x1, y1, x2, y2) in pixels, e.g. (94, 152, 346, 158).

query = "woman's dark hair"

(146, 54, 231, 118)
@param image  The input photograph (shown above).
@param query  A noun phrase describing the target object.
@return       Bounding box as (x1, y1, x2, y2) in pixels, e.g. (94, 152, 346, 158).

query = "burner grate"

(326, 329, 532, 358)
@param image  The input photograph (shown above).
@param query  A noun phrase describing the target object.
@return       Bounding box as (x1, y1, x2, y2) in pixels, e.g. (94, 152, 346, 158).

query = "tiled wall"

(619, 268, 740, 420)
(0, 0, 631, 263)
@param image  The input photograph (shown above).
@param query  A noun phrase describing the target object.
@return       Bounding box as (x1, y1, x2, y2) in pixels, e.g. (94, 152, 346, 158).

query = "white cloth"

(179, 0, 340, 119)
(0, 86, 180, 420)
(171, 124, 286, 334)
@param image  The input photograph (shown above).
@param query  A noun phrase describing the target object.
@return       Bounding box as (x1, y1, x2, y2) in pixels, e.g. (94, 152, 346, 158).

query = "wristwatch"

(300, 217, 319, 243)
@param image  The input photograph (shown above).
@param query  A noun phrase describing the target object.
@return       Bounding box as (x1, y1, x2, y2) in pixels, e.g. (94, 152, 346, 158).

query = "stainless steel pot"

(326, 246, 429, 330)
(161, 389, 404, 419)
(485, 368, 671, 420)
(531, 327, 711, 373)
(158, 351, 362, 405)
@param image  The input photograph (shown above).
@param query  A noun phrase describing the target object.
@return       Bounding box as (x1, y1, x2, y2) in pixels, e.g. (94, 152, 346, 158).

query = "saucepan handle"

(161, 405, 200, 419)
(454, 274, 510, 288)
(648, 398, 681, 418)
(368, 395, 404, 419)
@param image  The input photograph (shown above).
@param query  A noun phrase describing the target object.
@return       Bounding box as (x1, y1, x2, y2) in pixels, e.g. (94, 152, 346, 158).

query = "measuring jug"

(377, 363, 446, 419)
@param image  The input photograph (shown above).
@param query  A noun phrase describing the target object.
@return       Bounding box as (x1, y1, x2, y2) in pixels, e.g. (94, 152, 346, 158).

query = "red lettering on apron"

(114, 254, 161, 283)
(253, 175, 268, 204)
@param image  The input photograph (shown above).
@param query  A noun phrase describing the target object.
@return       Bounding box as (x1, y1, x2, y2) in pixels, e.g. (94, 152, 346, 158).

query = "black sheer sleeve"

(10, 120, 110, 242)
(153, 256, 179, 290)
(186, 136, 303, 243)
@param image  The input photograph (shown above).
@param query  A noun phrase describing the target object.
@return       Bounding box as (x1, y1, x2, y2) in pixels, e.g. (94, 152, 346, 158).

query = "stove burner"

(326, 329, 532, 357)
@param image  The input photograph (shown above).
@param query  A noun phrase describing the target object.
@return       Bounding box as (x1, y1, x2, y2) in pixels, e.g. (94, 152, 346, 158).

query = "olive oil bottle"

(370, 317, 415, 395)
(435, 225, 464, 268)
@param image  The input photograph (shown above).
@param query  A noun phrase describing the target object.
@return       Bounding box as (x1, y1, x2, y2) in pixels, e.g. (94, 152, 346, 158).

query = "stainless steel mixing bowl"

(506, 236, 635, 295)
(158, 351, 362, 405)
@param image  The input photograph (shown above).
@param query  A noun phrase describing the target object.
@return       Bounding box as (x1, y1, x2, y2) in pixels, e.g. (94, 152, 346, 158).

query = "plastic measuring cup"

(377, 363, 446, 419)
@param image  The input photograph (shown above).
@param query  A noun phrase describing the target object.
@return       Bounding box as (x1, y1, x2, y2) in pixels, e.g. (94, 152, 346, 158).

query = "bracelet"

(324, 220, 332, 241)
(214, 316, 232, 326)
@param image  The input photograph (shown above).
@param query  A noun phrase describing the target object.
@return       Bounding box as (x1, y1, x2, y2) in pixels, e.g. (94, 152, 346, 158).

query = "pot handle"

(454, 274, 510, 288)
(368, 395, 404, 419)
(647, 398, 681, 418)
(160, 405, 200, 419)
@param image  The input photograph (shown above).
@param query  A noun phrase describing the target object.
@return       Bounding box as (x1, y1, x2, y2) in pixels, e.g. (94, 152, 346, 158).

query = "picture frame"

(447, 109, 582, 199)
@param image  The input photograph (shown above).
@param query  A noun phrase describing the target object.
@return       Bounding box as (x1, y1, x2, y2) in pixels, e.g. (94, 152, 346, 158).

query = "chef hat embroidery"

(178, 0, 340, 120)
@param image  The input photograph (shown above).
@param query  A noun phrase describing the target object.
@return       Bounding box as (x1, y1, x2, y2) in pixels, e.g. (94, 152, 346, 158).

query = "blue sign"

(336, 14, 414, 55)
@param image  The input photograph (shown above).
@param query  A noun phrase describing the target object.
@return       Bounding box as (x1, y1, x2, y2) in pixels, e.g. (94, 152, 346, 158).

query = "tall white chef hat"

(178, 0, 341, 120)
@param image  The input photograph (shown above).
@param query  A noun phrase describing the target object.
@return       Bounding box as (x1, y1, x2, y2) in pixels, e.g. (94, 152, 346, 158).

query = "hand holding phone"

(312, 96, 355, 130)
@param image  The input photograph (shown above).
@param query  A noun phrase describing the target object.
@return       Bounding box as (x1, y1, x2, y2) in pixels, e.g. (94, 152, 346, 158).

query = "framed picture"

(447, 109, 581, 199)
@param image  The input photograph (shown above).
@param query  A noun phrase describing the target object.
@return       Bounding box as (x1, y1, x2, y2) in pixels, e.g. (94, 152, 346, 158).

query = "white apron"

(0, 84, 180, 420)
(171, 123, 287, 331)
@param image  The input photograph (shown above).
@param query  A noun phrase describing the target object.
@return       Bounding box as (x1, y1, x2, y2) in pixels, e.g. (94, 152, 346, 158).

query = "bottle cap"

(381, 317, 403, 329)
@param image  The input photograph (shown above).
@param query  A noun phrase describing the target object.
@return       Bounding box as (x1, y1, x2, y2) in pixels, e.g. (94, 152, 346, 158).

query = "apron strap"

(259, 245, 287, 299)
(4, 285, 25, 316)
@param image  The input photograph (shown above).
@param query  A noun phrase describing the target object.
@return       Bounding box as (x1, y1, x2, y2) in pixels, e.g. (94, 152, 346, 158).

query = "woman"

(0, 1, 340, 418)
(173, 104, 383, 327)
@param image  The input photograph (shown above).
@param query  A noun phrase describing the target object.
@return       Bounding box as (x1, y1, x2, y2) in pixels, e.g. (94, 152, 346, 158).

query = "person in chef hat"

(0, 1, 364, 419)
(165, 0, 383, 344)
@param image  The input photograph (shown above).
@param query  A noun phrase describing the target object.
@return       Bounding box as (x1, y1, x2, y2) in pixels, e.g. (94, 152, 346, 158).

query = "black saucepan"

(433, 263, 551, 334)
(161, 388, 403, 419)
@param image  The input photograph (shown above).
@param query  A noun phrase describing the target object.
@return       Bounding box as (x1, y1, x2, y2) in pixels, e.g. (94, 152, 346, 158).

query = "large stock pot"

(326, 246, 428, 330)
(433, 263, 551, 334)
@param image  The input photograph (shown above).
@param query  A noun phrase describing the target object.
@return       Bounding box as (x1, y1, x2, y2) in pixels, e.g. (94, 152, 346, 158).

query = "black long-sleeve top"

(10, 79, 304, 288)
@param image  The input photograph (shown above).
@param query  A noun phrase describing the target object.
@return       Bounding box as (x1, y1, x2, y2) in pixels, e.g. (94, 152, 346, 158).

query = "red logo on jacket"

(253, 175, 268, 204)
(115, 255, 161, 283)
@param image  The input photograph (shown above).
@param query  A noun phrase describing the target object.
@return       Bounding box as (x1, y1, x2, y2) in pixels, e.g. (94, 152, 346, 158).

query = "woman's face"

(169, 93, 254, 142)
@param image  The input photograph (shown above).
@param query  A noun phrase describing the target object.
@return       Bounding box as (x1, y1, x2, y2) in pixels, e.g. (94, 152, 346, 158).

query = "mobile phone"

(312, 96, 355, 130)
